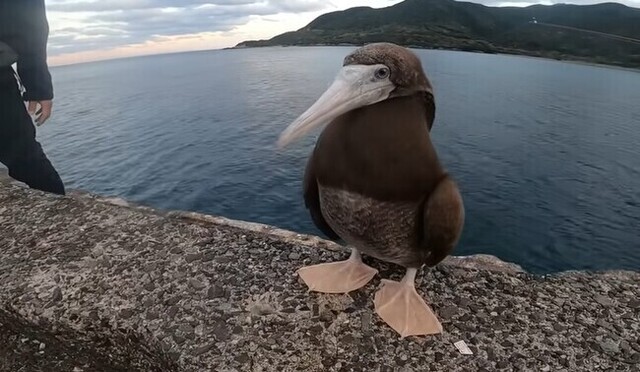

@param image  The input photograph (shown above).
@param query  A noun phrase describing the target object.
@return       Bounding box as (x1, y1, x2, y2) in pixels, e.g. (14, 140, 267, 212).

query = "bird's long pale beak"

(277, 64, 395, 148)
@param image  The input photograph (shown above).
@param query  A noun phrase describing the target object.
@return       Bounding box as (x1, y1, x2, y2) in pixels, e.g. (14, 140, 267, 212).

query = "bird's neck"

(314, 94, 444, 201)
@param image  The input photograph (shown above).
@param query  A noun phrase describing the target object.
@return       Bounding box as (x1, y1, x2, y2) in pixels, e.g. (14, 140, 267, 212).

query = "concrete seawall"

(0, 176, 638, 371)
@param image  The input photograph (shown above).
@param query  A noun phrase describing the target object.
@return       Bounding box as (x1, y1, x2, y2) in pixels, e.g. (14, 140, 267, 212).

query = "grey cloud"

(84, 6, 257, 38)
(56, 26, 127, 36)
(48, 0, 323, 12)
(47, 0, 328, 55)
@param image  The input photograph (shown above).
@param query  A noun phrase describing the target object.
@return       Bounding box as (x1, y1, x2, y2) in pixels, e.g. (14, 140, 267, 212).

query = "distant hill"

(235, 0, 640, 69)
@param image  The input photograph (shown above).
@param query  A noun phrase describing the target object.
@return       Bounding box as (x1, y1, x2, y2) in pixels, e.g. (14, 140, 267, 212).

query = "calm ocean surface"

(34, 46, 640, 274)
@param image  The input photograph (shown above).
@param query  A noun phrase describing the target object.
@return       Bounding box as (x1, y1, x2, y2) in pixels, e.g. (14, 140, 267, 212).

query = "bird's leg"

(296, 248, 378, 293)
(373, 267, 443, 338)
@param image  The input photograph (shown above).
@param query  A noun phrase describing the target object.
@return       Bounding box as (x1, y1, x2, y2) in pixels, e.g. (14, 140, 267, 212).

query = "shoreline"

(228, 43, 640, 74)
(1, 168, 636, 276)
(46, 43, 640, 72)
(0, 168, 530, 274)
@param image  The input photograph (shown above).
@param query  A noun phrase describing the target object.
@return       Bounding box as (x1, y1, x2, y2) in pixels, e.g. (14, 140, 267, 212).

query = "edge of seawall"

(0, 168, 530, 275)
(1, 173, 638, 371)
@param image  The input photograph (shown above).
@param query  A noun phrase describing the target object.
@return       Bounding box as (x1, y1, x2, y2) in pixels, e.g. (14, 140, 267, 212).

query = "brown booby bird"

(277, 43, 465, 337)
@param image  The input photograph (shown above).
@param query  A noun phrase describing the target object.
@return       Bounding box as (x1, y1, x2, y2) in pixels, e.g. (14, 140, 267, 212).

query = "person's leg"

(0, 67, 65, 195)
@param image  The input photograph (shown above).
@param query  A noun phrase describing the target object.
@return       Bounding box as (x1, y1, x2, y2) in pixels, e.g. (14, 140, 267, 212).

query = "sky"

(45, 0, 640, 66)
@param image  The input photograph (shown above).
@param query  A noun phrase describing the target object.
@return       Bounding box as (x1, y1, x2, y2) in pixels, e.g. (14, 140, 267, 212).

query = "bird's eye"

(375, 67, 390, 79)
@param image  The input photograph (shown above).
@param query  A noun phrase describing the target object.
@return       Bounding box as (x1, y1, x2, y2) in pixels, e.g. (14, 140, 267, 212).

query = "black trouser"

(0, 66, 64, 195)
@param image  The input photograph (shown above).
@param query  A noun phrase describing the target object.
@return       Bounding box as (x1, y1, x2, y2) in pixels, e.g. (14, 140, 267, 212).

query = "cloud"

(46, 0, 329, 56)
(47, 0, 308, 12)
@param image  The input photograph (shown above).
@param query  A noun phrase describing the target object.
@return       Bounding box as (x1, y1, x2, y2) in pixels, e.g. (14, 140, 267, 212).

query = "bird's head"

(277, 43, 433, 148)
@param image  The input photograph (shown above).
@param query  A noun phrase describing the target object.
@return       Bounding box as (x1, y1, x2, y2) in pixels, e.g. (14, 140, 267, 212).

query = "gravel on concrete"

(0, 177, 639, 371)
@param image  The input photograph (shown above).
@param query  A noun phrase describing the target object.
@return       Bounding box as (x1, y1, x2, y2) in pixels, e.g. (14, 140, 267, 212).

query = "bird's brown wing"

(423, 91, 436, 131)
(303, 151, 341, 241)
(419, 175, 465, 266)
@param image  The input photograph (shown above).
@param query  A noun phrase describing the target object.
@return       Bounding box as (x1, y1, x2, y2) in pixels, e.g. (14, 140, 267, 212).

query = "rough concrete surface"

(0, 177, 639, 372)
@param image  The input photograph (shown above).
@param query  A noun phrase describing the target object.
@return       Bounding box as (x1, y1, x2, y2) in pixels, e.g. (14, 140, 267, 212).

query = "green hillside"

(235, 0, 640, 68)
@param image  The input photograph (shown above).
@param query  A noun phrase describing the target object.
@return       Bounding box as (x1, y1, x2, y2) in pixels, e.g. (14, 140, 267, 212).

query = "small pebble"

(594, 294, 613, 307)
(189, 278, 206, 290)
(599, 339, 620, 354)
(193, 343, 215, 356)
(195, 325, 205, 336)
(51, 287, 62, 302)
(288, 252, 300, 260)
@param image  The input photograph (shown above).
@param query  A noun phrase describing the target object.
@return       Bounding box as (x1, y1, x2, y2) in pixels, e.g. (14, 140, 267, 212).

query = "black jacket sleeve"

(0, 0, 53, 101)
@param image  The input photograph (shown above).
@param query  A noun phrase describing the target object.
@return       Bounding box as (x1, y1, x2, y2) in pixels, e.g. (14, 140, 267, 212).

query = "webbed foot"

(297, 249, 377, 293)
(374, 268, 442, 337)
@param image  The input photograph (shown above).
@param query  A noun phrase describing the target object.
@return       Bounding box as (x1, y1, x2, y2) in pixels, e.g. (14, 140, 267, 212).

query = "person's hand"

(27, 100, 53, 126)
